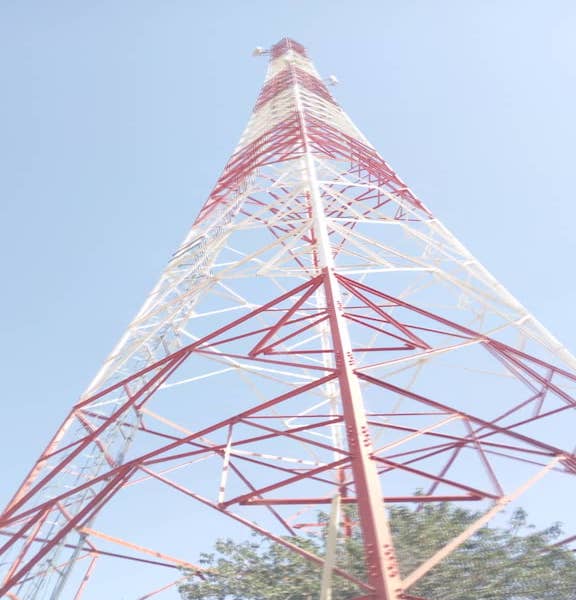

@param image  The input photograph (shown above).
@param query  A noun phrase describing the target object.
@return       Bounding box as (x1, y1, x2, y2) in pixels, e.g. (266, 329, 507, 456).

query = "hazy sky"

(1, 1, 576, 597)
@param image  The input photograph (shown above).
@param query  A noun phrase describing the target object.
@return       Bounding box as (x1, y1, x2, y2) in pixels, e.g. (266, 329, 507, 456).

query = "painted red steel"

(193, 109, 430, 228)
(4, 264, 574, 596)
(270, 37, 307, 59)
(194, 112, 304, 225)
(322, 268, 403, 599)
(3, 263, 576, 597)
(2, 37, 576, 600)
(254, 66, 336, 111)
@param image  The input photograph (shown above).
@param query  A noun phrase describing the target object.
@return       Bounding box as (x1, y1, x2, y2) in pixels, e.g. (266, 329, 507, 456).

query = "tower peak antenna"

(252, 46, 268, 57)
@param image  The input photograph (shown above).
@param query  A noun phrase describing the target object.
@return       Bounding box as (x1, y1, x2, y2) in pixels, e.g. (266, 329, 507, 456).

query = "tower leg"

(324, 268, 403, 600)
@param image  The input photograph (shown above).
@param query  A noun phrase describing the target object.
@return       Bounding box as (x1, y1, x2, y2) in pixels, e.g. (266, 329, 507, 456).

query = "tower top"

(270, 37, 307, 59)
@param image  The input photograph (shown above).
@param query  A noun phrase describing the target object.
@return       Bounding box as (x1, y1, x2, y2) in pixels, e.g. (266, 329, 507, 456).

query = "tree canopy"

(179, 504, 576, 600)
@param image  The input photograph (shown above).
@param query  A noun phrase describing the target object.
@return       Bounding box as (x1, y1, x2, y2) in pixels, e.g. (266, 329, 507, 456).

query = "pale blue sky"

(1, 1, 576, 597)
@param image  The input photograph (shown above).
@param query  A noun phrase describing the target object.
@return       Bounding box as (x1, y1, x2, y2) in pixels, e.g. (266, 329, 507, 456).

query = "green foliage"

(179, 504, 576, 600)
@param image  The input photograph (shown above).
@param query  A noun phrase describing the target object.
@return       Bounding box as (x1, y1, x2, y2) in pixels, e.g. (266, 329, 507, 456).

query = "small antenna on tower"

(252, 46, 268, 57)
(325, 75, 339, 86)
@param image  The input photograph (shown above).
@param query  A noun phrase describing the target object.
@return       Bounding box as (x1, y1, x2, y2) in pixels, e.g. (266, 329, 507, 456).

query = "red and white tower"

(2, 38, 576, 600)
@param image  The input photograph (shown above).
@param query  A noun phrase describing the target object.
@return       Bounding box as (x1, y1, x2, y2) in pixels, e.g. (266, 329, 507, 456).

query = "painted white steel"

(6, 40, 576, 599)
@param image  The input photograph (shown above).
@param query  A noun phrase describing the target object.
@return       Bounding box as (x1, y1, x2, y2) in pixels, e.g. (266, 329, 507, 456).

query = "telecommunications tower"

(2, 38, 576, 600)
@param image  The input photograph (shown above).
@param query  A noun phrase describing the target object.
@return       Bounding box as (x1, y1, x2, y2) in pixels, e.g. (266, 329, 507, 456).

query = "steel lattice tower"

(2, 38, 576, 600)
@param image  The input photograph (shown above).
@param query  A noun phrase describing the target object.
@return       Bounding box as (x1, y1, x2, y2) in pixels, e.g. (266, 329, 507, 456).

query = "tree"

(179, 504, 576, 600)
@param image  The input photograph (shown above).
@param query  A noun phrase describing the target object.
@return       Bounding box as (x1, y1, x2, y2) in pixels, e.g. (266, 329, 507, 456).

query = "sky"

(1, 1, 576, 598)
